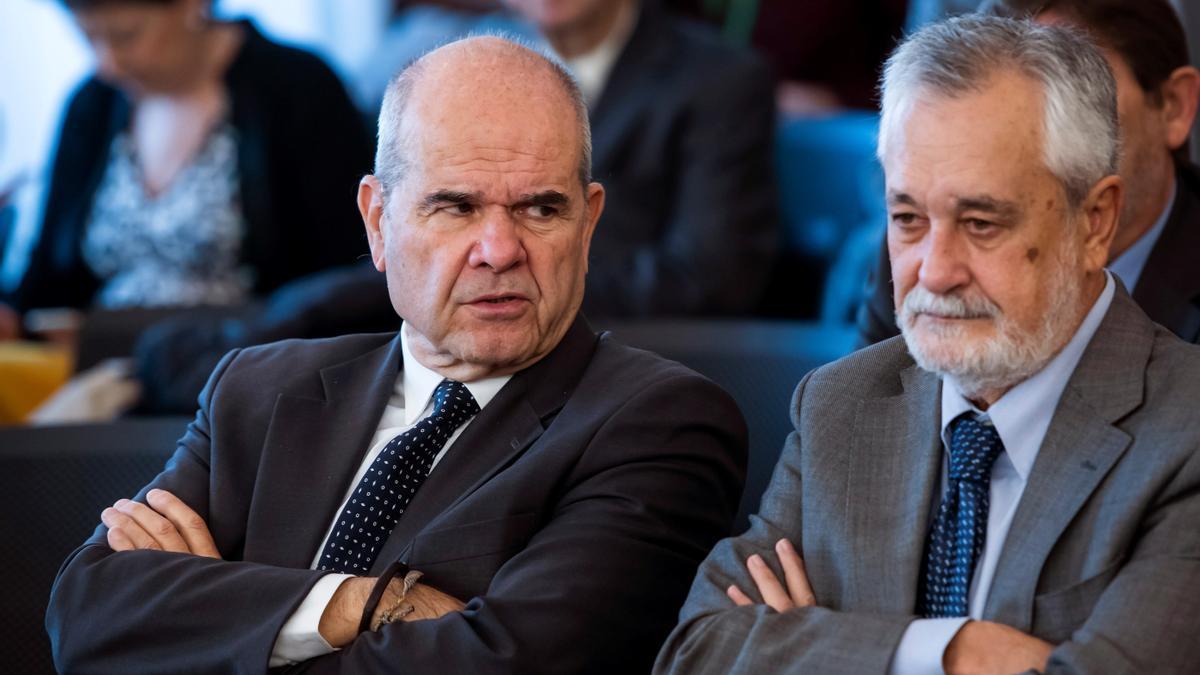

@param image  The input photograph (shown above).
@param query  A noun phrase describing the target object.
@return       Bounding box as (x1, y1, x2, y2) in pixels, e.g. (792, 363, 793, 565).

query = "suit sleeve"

(654, 371, 914, 674)
(280, 371, 748, 675)
(45, 348, 328, 674)
(583, 55, 780, 317)
(1042, 446, 1200, 673)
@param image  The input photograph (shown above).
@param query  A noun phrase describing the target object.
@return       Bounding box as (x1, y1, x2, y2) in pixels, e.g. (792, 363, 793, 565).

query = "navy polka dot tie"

(317, 379, 479, 575)
(916, 413, 1005, 617)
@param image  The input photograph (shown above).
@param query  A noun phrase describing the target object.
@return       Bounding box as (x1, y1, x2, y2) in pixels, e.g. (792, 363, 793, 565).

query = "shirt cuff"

(269, 573, 354, 667)
(888, 617, 970, 675)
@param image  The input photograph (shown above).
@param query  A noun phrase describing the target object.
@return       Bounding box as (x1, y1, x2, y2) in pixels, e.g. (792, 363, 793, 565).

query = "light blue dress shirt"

(889, 272, 1116, 675)
(1108, 180, 1176, 292)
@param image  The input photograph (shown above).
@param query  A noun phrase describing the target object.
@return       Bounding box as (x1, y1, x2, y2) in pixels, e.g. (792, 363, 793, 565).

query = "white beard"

(897, 244, 1083, 400)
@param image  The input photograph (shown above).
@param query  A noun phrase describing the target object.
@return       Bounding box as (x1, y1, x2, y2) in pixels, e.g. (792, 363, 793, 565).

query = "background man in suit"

(658, 15, 1200, 674)
(505, 0, 779, 317)
(46, 37, 747, 673)
(857, 0, 1200, 346)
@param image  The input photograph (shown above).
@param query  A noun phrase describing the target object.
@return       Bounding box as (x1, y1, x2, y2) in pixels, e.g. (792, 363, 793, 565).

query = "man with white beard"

(657, 14, 1200, 675)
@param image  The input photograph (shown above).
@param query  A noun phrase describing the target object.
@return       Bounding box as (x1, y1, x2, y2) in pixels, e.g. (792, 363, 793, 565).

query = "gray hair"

(878, 14, 1120, 207)
(374, 36, 593, 199)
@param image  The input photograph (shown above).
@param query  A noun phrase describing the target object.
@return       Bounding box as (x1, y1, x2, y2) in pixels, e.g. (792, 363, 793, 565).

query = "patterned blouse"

(82, 122, 253, 309)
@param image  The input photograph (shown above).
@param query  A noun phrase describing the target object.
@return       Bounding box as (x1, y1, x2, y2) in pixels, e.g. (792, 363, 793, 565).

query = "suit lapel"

(1132, 165, 1200, 343)
(244, 335, 403, 568)
(589, 1, 672, 175)
(983, 289, 1150, 629)
(370, 317, 601, 572)
(842, 363, 942, 613)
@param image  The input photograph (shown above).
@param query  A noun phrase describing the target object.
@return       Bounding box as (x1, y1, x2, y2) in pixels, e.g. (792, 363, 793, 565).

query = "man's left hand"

(727, 538, 815, 612)
(100, 489, 221, 558)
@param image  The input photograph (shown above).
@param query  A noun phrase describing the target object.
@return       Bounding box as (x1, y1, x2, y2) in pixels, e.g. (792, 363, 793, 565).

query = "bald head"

(375, 36, 592, 199)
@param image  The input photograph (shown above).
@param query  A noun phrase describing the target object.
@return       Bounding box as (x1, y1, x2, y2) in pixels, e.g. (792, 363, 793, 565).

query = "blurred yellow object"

(0, 341, 73, 425)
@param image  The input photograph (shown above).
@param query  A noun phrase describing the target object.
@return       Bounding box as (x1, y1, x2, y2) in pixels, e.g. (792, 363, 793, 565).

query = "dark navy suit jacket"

(47, 317, 747, 674)
(583, 1, 779, 317)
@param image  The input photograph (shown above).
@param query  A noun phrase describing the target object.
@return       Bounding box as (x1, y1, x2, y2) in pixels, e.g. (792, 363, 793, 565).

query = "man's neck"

(1109, 166, 1177, 261)
(544, 0, 636, 59)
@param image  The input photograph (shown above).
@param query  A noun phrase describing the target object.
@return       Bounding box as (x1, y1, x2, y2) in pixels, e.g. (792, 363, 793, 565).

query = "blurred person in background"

(857, 0, 1200, 346)
(354, 1, 536, 113)
(504, 0, 779, 317)
(0, 0, 372, 344)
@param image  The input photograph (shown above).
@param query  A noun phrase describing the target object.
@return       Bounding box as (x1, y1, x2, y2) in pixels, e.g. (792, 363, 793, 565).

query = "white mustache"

(901, 286, 999, 320)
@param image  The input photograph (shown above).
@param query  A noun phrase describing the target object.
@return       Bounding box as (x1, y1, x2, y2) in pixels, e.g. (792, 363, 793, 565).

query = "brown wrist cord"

(356, 560, 409, 635)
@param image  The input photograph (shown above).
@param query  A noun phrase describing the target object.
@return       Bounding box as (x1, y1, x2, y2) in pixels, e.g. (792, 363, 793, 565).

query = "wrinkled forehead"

(883, 74, 1047, 166)
(401, 66, 582, 181)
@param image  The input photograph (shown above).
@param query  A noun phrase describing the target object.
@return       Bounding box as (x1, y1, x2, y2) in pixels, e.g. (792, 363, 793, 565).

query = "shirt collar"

(560, 1, 638, 105)
(1109, 177, 1176, 292)
(940, 271, 1116, 480)
(399, 324, 511, 425)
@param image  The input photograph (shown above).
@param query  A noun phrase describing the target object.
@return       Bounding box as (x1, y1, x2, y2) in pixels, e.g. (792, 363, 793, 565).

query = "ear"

(1080, 174, 1122, 272)
(1160, 65, 1200, 151)
(580, 182, 605, 273)
(358, 175, 388, 272)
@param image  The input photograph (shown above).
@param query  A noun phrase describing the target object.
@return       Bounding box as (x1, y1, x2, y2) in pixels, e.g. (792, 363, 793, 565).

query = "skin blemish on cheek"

(1045, 198, 1055, 211)
(1026, 247, 1039, 263)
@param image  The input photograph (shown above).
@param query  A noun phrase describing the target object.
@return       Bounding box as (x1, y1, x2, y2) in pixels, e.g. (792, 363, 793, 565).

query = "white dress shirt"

(269, 325, 511, 666)
(889, 272, 1116, 675)
(560, 1, 637, 105)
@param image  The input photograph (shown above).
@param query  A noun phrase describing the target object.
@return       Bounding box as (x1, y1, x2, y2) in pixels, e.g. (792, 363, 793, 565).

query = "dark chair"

(601, 319, 857, 532)
(75, 305, 252, 373)
(0, 417, 190, 674)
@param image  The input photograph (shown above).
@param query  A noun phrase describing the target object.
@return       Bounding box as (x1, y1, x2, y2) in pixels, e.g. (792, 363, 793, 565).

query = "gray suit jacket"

(656, 287, 1200, 674)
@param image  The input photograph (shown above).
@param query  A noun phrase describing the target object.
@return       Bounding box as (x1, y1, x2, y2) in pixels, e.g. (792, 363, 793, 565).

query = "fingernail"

(114, 499, 129, 509)
(147, 489, 161, 499)
(748, 554, 763, 567)
(777, 538, 795, 554)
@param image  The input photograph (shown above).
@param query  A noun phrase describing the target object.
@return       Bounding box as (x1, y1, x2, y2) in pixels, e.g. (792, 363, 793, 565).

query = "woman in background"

(0, 0, 372, 338)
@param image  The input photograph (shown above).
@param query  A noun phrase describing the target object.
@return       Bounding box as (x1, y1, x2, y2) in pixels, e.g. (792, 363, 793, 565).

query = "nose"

(917, 222, 971, 295)
(468, 207, 527, 273)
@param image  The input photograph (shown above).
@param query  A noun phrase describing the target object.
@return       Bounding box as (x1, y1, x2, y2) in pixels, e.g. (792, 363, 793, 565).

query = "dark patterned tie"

(317, 379, 479, 574)
(916, 413, 1005, 617)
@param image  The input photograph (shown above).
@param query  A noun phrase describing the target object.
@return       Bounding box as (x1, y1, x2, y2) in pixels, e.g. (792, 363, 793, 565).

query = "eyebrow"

(886, 192, 1023, 220)
(954, 196, 1023, 220)
(515, 191, 571, 209)
(420, 190, 482, 210)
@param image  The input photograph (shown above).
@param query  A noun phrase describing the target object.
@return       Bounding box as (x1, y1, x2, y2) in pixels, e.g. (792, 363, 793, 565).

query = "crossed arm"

(99, 488, 464, 647)
(713, 536, 1052, 675)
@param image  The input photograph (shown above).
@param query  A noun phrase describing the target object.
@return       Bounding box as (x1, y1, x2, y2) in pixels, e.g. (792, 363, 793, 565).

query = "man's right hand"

(943, 620, 1054, 675)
